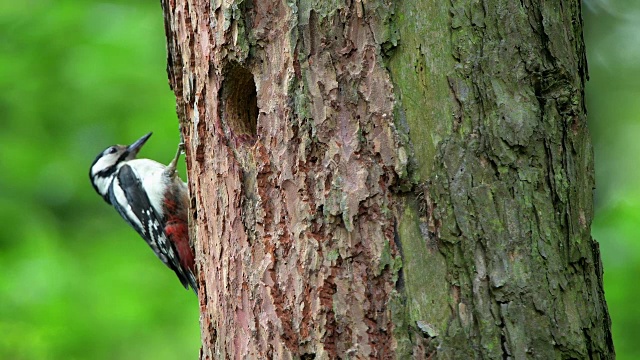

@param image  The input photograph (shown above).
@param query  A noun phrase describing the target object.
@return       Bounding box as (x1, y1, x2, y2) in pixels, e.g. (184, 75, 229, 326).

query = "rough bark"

(161, 0, 614, 358)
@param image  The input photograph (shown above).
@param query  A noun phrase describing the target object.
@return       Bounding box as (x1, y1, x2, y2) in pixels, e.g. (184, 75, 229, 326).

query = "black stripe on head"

(89, 145, 130, 204)
(94, 150, 131, 177)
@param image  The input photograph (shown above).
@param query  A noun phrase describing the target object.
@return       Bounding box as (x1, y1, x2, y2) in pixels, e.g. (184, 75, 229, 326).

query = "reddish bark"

(162, 0, 403, 358)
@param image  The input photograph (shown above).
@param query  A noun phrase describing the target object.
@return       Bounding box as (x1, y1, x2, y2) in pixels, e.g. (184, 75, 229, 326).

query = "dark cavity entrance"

(220, 64, 258, 138)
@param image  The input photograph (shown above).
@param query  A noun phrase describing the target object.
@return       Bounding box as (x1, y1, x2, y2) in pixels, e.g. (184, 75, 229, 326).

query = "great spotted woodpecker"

(89, 132, 196, 294)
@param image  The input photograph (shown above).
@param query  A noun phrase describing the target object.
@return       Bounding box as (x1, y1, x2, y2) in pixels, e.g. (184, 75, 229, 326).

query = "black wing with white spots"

(108, 164, 190, 289)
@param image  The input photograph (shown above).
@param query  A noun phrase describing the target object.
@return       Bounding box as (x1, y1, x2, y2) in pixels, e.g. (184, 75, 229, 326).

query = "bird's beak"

(127, 132, 152, 157)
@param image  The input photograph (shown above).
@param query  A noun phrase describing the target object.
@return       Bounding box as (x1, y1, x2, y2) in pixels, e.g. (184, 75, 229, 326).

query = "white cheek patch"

(91, 154, 118, 176)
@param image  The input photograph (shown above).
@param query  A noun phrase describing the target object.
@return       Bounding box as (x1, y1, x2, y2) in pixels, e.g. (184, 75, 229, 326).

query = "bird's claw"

(167, 142, 184, 176)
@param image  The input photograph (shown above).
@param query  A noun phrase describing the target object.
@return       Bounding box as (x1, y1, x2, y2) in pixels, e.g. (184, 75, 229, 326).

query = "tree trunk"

(161, 0, 614, 358)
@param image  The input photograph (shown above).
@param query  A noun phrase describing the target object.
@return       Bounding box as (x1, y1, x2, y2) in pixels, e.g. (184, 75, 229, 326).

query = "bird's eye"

(107, 147, 117, 154)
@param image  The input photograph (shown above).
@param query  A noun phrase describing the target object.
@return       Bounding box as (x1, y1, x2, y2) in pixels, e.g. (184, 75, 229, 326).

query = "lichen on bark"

(385, 0, 613, 358)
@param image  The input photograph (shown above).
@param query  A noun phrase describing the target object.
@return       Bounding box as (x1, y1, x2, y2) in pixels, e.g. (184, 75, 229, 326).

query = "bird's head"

(89, 132, 152, 202)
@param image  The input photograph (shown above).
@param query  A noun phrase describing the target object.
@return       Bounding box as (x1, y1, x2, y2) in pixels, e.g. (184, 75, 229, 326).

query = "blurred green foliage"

(0, 0, 199, 359)
(585, 1, 640, 358)
(0, 0, 637, 358)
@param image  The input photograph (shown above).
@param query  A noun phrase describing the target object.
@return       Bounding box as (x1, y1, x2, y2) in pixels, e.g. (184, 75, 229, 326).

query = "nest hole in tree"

(220, 64, 258, 139)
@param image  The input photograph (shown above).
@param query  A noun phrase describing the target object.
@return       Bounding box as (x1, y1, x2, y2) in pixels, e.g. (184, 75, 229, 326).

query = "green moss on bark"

(386, 2, 453, 182)
(398, 199, 449, 331)
(385, 0, 613, 358)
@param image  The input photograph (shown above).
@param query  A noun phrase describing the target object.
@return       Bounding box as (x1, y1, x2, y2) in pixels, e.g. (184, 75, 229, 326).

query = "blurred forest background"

(0, 0, 637, 359)
(585, 0, 640, 358)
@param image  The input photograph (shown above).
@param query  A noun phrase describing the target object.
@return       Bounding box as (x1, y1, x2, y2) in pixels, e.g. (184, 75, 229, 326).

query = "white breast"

(123, 159, 169, 215)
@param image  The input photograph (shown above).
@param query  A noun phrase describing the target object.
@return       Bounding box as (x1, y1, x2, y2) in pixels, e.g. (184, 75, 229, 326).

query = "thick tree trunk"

(161, 0, 614, 358)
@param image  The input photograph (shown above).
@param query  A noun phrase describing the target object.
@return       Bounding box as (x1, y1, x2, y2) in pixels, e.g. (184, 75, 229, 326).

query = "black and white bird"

(89, 132, 196, 293)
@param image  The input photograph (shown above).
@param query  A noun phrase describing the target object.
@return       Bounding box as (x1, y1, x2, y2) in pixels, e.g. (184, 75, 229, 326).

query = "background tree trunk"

(161, 0, 614, 358)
